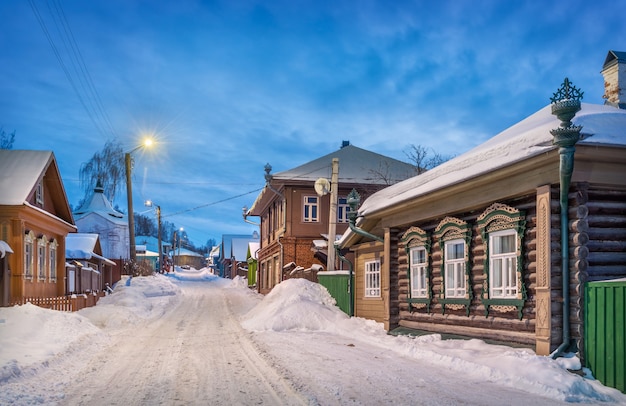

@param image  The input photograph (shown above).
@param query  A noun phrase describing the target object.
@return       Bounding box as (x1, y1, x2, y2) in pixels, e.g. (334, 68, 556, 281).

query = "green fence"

(318, 271, 353, 315)
(585, 279, 626, 394)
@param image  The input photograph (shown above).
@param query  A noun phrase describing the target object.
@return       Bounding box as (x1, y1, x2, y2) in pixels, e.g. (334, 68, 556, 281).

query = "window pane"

(446, 242, 464, 260)
(493, 234, 516, 254)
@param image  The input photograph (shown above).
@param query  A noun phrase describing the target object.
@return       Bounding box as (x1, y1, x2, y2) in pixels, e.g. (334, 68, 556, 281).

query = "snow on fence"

(9, 292, 105, 312)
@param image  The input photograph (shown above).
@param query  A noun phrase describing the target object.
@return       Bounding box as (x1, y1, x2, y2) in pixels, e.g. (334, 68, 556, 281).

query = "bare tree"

(79, 139, 125, 203)
(0, 127, 15, 149)
(404, 144, 450, 175)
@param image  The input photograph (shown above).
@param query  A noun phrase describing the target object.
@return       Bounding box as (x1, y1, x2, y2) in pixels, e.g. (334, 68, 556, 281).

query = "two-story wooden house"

(247, 141, 416, 294)
(0, 150, 76, 305)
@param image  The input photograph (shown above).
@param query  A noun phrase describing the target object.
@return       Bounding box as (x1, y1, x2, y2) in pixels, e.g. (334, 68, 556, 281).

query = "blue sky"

(1, 0, 624, 247)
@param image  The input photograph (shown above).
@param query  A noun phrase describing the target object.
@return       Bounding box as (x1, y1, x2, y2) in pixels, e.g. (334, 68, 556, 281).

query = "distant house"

(246, 241, 260, 287)
(337, 51, 626, 361)
(207, 245, 220, 274)
(136, 235, 172, 272)
(246, 141, 415, 294)
(171, 246, 205, 270)
(217, 233, 260, 279)
(73, 180, 128, 264)
(65, 233, 116, 294)
(0, 150, 76, 305)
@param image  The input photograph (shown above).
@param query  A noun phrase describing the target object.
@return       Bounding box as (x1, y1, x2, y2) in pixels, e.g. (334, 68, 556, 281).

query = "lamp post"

(125, 138, 154, 265)
(145, 200, 162, 273)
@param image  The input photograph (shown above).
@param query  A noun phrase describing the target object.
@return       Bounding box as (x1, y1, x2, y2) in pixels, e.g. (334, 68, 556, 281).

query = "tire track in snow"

(60, 281, 308, 405)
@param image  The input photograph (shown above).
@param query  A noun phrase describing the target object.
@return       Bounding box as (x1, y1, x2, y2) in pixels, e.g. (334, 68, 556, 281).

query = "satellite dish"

(314, 178, 331, 196)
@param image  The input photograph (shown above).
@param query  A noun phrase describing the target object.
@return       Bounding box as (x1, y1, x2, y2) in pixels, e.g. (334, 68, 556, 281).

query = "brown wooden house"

(65, 233, 116, 294)
(246, 141, 416, 294)
(337, 54, 626, 359)
(0, 150, 77, 305)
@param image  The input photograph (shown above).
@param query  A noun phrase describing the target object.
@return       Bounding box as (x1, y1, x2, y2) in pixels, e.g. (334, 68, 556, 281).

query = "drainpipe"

(346, 189, 383, 243)
(548, 78, 583, 359)
(263, 164, 286, 283)
(335, 243, 354, 316)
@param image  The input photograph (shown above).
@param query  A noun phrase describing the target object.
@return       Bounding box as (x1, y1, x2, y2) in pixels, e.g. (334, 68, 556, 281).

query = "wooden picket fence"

(10, 292, 105, 312)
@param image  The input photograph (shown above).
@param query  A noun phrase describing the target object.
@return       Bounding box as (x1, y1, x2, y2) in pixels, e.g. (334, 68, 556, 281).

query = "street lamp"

(173, 227, 184, 269)
(125, 138, 154, 265)
(145, 200, 162, 273)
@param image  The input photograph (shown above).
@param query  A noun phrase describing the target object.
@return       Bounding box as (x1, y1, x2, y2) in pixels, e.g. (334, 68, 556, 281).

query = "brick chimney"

(601, 50, 626, 109)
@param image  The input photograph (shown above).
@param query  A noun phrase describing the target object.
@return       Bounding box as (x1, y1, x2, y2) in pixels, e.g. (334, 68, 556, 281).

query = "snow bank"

(168, 266, 222, 282)
(241, 278, 349, 331)
(79, 274, 181, 329)
(240, 278, 625, 403)
(0, 303, 102, 383)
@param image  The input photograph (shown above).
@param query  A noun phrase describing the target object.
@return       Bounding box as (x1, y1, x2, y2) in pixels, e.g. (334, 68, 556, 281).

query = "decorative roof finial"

(550, 78, 583, 148)
(550, 77, 584, 104)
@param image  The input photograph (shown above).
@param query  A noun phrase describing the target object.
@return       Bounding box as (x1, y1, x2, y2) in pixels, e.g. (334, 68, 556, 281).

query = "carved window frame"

(37, 235, 48, 281)
(401, 227, 432, 313)
(49, 239, 58, 282)
(24, 231, 34, 279)
(434, 217, 472, 316)
(477, 203, 527, 320)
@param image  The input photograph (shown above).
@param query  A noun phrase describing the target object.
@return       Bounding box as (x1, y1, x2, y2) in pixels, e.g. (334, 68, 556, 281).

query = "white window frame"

(337, 197, 349, 223)
(409, 247, 427, 298)
(49, 241, 57, 281)
(444, 239, 466, 298)
(489, 229, 518, 299)
(364, 260, 381, 298)
(36, 181, 44, 204)
(38, 237, 47, 280)
(303, 196, 319, 222)
(24, 232, 34, 279)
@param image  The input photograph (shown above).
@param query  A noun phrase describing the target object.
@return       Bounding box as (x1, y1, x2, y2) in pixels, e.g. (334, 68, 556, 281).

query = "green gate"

(318, 271, 352, 315)
(585, 279, 626, 394)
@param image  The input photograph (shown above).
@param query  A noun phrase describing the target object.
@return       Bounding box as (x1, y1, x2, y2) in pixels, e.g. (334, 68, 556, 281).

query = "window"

(36, 181, 44, 204)
(444, 239, 465, 298)
(49, 242, 57, 281)
(24, 233, 33, 278)
(337, 197, 349, 223)
(38, 238, 47, 280)
(409, 247, 427, 298)
(477, 202, 527, 319)
(303, 196, 319, 222)
(364, 260, 381, 297)
(489, 230, 517, 298)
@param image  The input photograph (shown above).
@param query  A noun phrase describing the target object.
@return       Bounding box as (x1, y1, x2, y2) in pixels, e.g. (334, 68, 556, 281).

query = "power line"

(162, 187, 264, 218)
(29, 0, 117, 139)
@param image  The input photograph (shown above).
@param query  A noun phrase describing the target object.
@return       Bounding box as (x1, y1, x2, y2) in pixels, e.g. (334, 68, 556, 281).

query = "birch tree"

(79, 139, 125, 203)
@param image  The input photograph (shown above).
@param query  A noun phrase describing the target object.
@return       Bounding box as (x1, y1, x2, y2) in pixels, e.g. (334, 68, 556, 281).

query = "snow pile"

(241, 278, 349, 331)
(79, 274, 181, 329)
(240, 278, 625, 403)
(168, 266, 220, 282)
(0, 303, 102, 383)
(1, 274, 625, 404)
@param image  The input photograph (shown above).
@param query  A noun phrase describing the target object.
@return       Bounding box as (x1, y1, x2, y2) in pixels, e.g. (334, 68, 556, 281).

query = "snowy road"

(64, 279, 570, 406)
(3, 273, 619, 405)
(63, 282, 306, 405)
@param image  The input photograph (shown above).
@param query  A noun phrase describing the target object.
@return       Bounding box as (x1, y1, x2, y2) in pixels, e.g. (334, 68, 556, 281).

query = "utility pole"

(327, 158, 339, 271)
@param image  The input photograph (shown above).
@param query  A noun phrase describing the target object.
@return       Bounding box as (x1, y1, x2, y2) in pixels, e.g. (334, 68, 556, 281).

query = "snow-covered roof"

(73, 182, 126, 225)
(66, 233, 116, 265)
(272, 144, 415, 185)
(247, 242, 260, 260)
(0, 240, 13, 258)
(170, 247, 204, 257)
(0, 150, 53, 205)
(220, 234, 258, 259)
(231, 238, 253, 261)
(356, 103, 626, 219)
